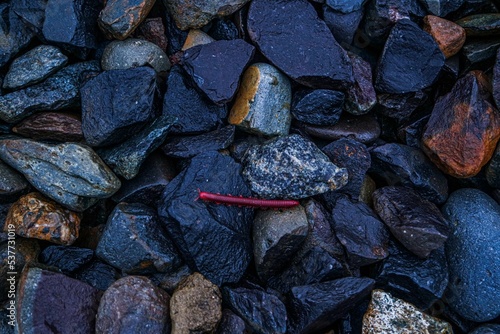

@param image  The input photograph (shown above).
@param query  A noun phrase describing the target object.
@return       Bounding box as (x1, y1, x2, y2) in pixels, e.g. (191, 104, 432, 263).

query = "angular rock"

(288, 277, 375, 334)
(6, 192, 80, 245)
(96, 202, 181, 274)
(75, 260, 121, 291)
(101, 38, 170, 73)
(0, 61, 100, 123)
(0, 160, 30, 202)
(207, 18, 239, 40)
(242, 134, 348, 199)
(422, 71, 500, 178)
(325, 0, 366, 13)
(163, 0, 250, 30)
(182, 39, 255, 105)
(153, 265, 193, 294)
(40, 246, 94, 275)
(345, 52, 377, 115)
(373, 187, 450, 258)
(0, 4, 35, 68)
(0, 137, 121, 212)
(462, 38, 500, 70)
(3, 45, 68, 90)
(362, 290, 453, 333)
(181, 29, 215, 50)
(81, 66, 158, 147)
(98, 0, 156, 40)
(17, 267, 101, 334)
(10, 0, 46, 34)
(137, 17, 169, 51)
(96, 276, 171, 334)
(423, 15, 466, 59)
(164, 11, 188, 55)
(375, 19, 445, 94)
(216, 309, 246, 334)
(377, 91, 428, 121)
(229, 63, 292, 136)
(158, 151, 254, 285)
(248, 0, 354, 90)
(12, 112, 83, 142)
(457, 13, 500, 37)
(419, 0, 464, 17)
(397, 113, 431, 149)
(291, 89, 344, 126)
(224, 285, 287, 334)
(370, 143, 448, 204)
(323, 6, 364, 47)
(163, 65, 227, 135)
(442, 189, 500, 322)
(170, 272, 222, 334)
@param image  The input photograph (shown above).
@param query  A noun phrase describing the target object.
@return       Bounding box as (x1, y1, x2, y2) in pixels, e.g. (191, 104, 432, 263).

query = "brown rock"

(5, 192, 81, 245)
(181, 29, 215, 51)
(422, 71, 500, 178)
(137, 17, 169, 51)
(170, 272, 222, 334)
(12, 112, 83, 142)
(96, 276, 171, 334)
(423, 15, 466, 59)
(99, 0, 156, 40)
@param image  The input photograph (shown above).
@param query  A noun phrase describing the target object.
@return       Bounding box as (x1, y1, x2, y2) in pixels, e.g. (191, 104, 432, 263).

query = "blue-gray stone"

(442, 188, 500, 322)
(0, 4, 35, 68)
(325, 0, 366, 14)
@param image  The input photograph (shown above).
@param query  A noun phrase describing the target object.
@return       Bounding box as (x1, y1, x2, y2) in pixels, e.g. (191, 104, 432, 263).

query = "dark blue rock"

(291, 89, 345, 126)
(11, 0, 46, 34)
(163, 11, 188, 55)
(323, 6, 364, 47)
(325, 0, 366, 13)
(207, 18, 239, 40)
(469, 324, 500, 334)
(75, 260, 121, 291)
(216, 309, 246, 334)
(0, 3, 35, 68)
(419, 0, 465, 17)
(442, 189, 500, 322)
(40, 246, 94, 275)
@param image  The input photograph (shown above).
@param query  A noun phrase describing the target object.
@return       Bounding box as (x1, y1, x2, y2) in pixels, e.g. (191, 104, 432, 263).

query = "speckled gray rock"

(0, 137, 121, 212)
(0, 61, 100, 123)
(0, 160, 30, 202)
(442, 189, 500, 322)
(3, 45, 68, 90)
(229, 63, 292, 136)
(101, 39, 170, 73)
(242, 134, 348, 199)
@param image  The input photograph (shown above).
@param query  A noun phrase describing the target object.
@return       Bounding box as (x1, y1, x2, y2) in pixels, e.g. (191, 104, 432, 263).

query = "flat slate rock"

(323, 6, 364, 46)
(182, 39, 255, 105)
(248, 0, 354, 90)
(12, 112, 84, 142)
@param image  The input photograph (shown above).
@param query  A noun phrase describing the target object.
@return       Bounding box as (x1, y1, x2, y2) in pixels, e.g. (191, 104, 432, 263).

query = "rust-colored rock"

(137, 17, 169, 51)
(99, 0, 156, 40)
(5, 192, 80, 245)
(12, 112, 83, 142)
(422, 71, 500, 178)
(181, 29, 215, 51)
(423, 15, 466, 59)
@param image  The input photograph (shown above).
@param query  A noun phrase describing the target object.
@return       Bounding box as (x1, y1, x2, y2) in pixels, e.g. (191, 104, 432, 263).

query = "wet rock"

(163, 65, 227, 135)
(0, 138, 121, 212)
(99, 0, 156, 40)
(253, 205, 309, 280)
(331, 196, 389, 267)
(0, 4, 35, 68)
(162, 125, 235, 159)
(42, 0, 101, 58)
(423, 15, 466, 59)
(248, 0, 354, 90)
(462, 38, 500, 70)
(208, 18, 239, 40)
(81, 66, 158, 147)
(170, 272, 222, 334)
(373, 186, 450, 258)
(3, 45, 68, 90)
(291, 89, 344, 126)
(345, 53, 377, 115)
(362, 290, 453, 333)
(377, 91, 428, 121)
(158, 151, 253, 285)
(101, 38, 170, 73)
(182, 39, 255, 105)
(6, 192, 80, 245)
(0, 160, 29, 202)
(96, 202, 181, 274)
(442, 188, 500, 322)
(419, 0, 464, 17)
(229, 63, 292, 136)
(137, 17, 169, 51)
(242, 134, 348, 199)
(217, 309, 246, 334)
(370, 143, 449, 204)
(181, 29, 215, 50)
(0, 61, 100, 123)
(17, 267, 101, 334)
(457, 13, 500, 37)
(374, 240, 449, 310)
(323, 6, 364, 47)
(96, 276, 171, 334)
(12, 112, 83, 142)
(375, 19, 445, 94)
(288, 277, 375, 334)
(223, 285, 287, 334)
(422, 71, 500, 178)
(75, 260, 121, 291)
(470, 324, 500, 334)
(40, 246, 94, 275)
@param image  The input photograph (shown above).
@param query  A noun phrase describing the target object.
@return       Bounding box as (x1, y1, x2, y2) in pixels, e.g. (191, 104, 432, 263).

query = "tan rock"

(182, 29, 215, 51)
(423, 15, 466, 58)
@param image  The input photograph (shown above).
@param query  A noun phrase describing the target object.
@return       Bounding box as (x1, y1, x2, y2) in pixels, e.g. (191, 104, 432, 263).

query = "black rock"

(323, 6, 364, 47)
(75, 259, 121, 291)
(419, 0, 465, 17)
(374, 240, 449, 310)
(0, 160, 30, 203)
(223, 286, 287, 334)
(11, 0, 46, 34)
(158, 151, 254, 286)
(377, 91, 428, 121)
(370, 143, 449, 204)
(164, 11, 188, 55)
(325, 0, 366, 13)
(287, 277, 375, 334)
(291, 89, 345, 126)
(397, 113, 431, 148)
(462, 38, 500, 70)
(162, 125, 235, 159)
(0, 3, 35, 68)
(337, 299, 371, 334)
(163, 66, 227, 134)
(81, 67, 158, 147)
(39, 246, 94, 275)
(182, 39, 255, 105)
(96, 202, 181, 274)
(208, 18, 240, 40)
(494, 48, 500, 109)
(247, 0, 354, 90)
(216, 309, 247, 334)
(345, 52, 377, 115)
(375, 19, 445, 94)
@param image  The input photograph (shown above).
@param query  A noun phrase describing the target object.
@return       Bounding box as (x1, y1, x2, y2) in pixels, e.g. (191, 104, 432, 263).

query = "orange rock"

(423, 15, 466, 58)
(5, 192, 80, 245)
(422, 71, 500, 178)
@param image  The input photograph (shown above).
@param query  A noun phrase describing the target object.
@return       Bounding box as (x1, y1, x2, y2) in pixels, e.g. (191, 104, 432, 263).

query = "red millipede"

(197, 190, 300, 209)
